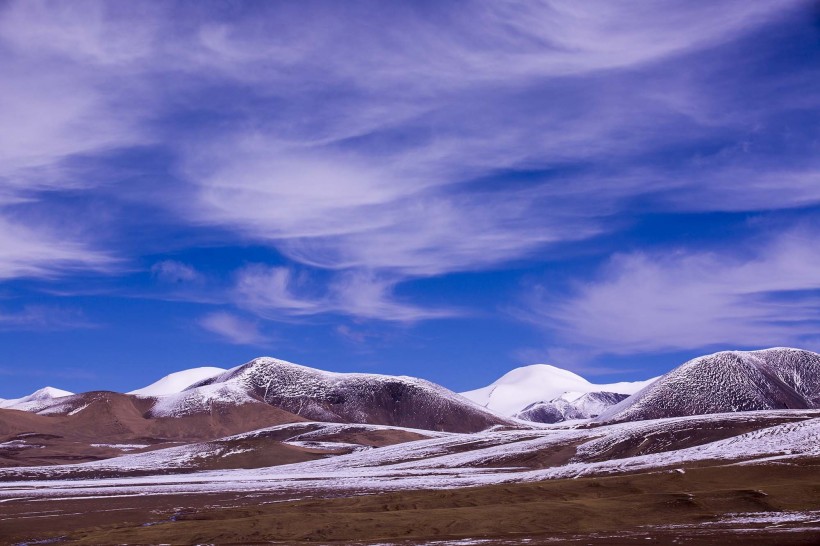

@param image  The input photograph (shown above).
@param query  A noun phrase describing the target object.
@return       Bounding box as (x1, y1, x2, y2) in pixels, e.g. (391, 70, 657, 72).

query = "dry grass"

(4, 459, 819, 545)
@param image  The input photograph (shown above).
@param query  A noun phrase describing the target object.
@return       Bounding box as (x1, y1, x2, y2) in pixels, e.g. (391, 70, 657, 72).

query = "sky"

(1, 0, 820, 397)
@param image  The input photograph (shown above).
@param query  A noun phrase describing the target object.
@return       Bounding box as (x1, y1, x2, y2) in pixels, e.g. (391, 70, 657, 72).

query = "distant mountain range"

(514, 391, 629, 423)
(4, 347, 820, 544)
(3, 347, 820, 434)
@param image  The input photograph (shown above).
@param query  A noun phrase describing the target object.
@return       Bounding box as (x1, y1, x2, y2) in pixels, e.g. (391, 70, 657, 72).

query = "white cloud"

(1, 0, 818, 330)
(0, 1, 154, 282)
(198, 311, 267, 345)
(522, 228, 820, 355)
(0, 217, 115, 280)
(168, 0, 817, 285)
(233, 265, 457, 322)
(233, 265, 324, 316)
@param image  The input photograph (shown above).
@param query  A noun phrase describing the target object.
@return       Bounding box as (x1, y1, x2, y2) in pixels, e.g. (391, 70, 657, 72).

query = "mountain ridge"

(597, 347, 820, 423)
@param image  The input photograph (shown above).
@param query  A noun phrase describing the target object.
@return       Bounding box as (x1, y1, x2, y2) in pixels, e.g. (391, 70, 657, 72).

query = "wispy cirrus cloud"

(198, 311, 267, 346)
(1, 0, 818, 331)
(0, 217, 115, 280)
(0, 1, 152, 283)
(168, 0, 818, 291)
(232, 265, 457, 322)
(520, 227, 820, 356)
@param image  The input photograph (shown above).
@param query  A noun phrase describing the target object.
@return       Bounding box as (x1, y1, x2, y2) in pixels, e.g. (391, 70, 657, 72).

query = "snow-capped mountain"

(128, 366, 227, 396)
(0, 386, 73, 412)
(152, 357, 510, 433)
(515, 391, 629, 423)
(460, 364, 655, 417)
(597, 347, 820, 423)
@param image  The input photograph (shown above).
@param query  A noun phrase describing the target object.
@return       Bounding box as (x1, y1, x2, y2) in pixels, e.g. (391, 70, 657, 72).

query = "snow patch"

(128, 366, 227, 396)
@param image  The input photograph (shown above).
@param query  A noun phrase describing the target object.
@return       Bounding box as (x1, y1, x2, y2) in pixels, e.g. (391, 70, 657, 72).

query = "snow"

(64, 403, 90, 416)
(0, 440, 44, 449)
(597, 347, 820, 423)
(149, 357, 506, 430)
(461, 364, 656, 416)
(128, 366, 227, 396)
(284, 440, 371, 451)
(3, 349, 820, 521)
(514, 391, 630, 423)
(149, 381, 258, 417)
(0, 386, 74, 412)
(90, 444, 151, 451)
(1, 410, 818, 503)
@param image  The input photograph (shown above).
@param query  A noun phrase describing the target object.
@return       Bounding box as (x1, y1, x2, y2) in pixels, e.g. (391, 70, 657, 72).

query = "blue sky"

(1, 1, 819, 397)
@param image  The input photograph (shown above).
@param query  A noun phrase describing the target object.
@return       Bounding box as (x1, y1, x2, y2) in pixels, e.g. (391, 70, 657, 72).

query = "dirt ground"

(3, 459, 820, 545)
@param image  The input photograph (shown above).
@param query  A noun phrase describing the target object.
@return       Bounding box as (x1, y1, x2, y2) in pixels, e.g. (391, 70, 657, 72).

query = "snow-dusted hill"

(128, 366, 227, 396)
(5, 409, 819, 495)
(150, 357, 511, 433)
(598, 347, 820, 423)
(0, 387, 73, 412)
(460, 364, 655, 417)
(515, 391, 629, 423)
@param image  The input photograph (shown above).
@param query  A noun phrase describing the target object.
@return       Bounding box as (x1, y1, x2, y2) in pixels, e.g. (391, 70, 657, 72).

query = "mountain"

(0, 390, 307, 467)
(515, 391, 629, 423)
(0, 356, 508, 467)
(128, 366, 227, 396)
(0, 387, 73, 413)
(597, 347, 820, 423)
(0, 358, 508, 434)
(153, 357, 510, 433)
(460, 364, 654, 416)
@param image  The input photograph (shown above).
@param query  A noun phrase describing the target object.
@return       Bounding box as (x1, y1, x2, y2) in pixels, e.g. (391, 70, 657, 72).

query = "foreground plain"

(2, 461, 820, 544)
(3, 410, 820, 544)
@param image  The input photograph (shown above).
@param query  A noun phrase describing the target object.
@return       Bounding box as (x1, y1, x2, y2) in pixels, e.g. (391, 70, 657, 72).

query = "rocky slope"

(597, 347, 820, 423)
(515, 391, 628, 423)
(156, 357, 510, 433)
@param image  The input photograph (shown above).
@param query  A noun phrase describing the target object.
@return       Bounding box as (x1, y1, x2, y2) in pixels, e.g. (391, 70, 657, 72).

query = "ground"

(3, 459, 820, 545)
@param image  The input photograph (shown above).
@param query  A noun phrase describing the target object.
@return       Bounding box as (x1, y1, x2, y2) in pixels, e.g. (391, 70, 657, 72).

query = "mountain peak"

(597, 347, 820, 422)
(129, 366, 227, 397)
(492, 364, 591, 386)
(0, 386, 73, 411)
(460, 363, 652, 417)
(154, 356, 510, 432)
(25, 386, 73, 401)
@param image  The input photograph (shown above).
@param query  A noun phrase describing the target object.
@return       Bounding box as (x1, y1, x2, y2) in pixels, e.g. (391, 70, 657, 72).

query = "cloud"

(187, 143, 603, 277)
(0, 1, 155, 181)
(198, 311, 267, 345)
(0, 304, 98, 331)
(233, 265, 324, 316)
(0, 1, 152, 282)
(151, 260, 200, 284)
(521, 227, 820, 355)
(233, 265, 457, 322)
(168, 0, 818, 284)
(0, 217, 115, 280)
(1, 0, 818, 331)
